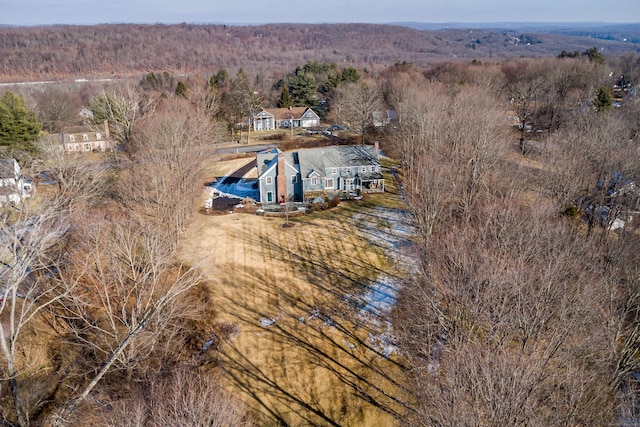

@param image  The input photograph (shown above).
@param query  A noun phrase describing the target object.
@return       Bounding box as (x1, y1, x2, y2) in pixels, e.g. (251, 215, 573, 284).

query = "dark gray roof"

(297, 145, 378, 179)
(256, 148, 296, 176)
(0, 159, 17, 179)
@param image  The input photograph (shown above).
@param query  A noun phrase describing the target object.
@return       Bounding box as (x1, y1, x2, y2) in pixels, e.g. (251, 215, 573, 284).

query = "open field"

(178, 156, 414, 426)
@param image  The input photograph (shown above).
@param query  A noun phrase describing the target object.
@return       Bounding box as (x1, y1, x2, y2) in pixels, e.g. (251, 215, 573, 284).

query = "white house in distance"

(0, 158, 35, 206)
(61, 122, 114, 152)
(251, 107, 320, 131)
(44, 121, 114, 153)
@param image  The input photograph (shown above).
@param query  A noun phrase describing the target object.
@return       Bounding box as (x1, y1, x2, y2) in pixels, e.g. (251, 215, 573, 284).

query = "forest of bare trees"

(0, 83, 254, 425)
(1, 29, 640, 425)
(0, 23, 638, 83)
(384, 55, 640, 425)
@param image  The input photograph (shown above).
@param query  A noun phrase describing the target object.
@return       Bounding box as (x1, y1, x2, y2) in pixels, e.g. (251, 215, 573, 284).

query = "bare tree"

(0, 202, 70, 426)
(397, 202, 618, 426)
(148, 368, 251, 427)
(334, 80, 383, 144)
(34, 142, 111, 212)
(116, 97, 216, 242)
(31, 86, 82, 132)
(53, 219, 202, 426)
(90, 85, 156, 149)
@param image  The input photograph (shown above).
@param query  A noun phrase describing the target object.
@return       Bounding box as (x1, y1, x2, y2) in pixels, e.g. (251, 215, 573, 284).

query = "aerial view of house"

(251, 107, 320, 131)
(256, 144, 384, 204)
(44, 122, 114, 153)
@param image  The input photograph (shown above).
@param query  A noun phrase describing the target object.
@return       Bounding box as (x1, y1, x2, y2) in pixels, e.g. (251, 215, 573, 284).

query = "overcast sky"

(1, 0, 639, 26)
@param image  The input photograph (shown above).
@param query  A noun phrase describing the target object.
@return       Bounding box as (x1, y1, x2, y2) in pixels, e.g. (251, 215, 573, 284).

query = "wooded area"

(0, 22, 640, 426)
(0, 23, 638, 82)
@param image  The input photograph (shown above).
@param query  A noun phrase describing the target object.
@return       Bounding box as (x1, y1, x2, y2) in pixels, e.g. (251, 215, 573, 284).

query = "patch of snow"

(260, 317, 277, 327)
(351, 207, 417, 357)
(361, 274, 398, 316)
(208, 176, 259, 200)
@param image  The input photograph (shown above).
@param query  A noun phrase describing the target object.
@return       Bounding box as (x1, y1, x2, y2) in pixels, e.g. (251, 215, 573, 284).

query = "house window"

(69, 135, 75, 142)
(331, 168, 337, 175)
(371, 165, 376, 172)
(291, 175, 297, 183)
(325, 178, 334, 189)
(345, 178, 354, 189)
(82, 134, 89, 141)
(346, 167, 351, 174)
(267, 191, 273, 203)
(75, 144, 80, 151)
(266, 176, 273, 185)
(83, 143, 91, 151)
(311, 177, 318, 186)
(361, 166, 367, 173)
(96, 133, 102, 140)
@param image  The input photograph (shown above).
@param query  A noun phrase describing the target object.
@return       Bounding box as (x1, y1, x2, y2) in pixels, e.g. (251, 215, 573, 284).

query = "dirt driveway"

(178, 159, 412, 426)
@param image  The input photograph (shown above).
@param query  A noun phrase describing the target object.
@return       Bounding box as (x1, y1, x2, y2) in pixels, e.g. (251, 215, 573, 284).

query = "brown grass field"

(177, 155, 414, 426)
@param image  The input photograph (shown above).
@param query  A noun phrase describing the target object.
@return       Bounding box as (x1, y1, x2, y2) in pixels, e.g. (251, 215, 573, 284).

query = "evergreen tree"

(213, 68, 229, 89)
(594, 86, 614, 112)
(341, 67, 361, 83)
(0, 91, 42, 153)
(277, 85, 293, 108)
(584, 47, 606, 65)
(175, 81, 188, 99)
(288, 69, 318, 108)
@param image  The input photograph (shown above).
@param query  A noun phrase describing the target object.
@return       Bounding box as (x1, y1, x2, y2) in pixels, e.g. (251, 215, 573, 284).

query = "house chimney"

(277, 152, 287, 203)
(374, 141, 379, 158)
(104, 120, 110, 139)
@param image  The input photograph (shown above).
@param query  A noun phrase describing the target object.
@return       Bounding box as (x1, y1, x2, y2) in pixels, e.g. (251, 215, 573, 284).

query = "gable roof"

(0, 159, 19, 180)
(265, 107, 315, 121)
(256, 148, 297, 177)
(297, 145, 378, 179)
(253, 110, 274, 119)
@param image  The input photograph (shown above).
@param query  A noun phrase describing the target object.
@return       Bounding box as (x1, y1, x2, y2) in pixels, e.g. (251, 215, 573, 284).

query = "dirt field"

(178, 156, 412, 426)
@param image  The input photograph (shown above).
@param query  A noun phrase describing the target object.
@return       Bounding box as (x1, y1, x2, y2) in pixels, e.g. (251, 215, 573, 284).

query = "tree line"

(382, 52, 640, 425)
(0, 23, 637, 82)
(0, 84, 253, 425)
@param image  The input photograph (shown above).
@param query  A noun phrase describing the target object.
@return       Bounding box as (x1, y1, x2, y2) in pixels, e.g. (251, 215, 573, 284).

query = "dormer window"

(96, 133, 102, 139)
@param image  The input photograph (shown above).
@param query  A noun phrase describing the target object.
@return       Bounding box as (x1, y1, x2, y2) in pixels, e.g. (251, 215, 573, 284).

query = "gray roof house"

(257, 144, 384, 205)
(43, 121, 114, 153)
(0, 159, 35, 206)
(60, 123, 114, 153)
(251, 107, 320, 131)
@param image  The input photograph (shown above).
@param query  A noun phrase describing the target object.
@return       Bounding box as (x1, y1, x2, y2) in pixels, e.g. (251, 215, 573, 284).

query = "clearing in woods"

(178, 156, 413, 426)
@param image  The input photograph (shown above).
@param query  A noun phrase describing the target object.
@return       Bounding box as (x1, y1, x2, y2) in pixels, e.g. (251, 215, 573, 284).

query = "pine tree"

(0, 91, 42, 153)
(288, 69, 318, 108)
(175, 81, 188, 99)
(277, 85, 293, 108)
(594, 86, 613, 112)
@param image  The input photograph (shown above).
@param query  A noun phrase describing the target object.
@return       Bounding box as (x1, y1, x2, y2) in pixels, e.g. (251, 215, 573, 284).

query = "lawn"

(177, 156, 414, 426)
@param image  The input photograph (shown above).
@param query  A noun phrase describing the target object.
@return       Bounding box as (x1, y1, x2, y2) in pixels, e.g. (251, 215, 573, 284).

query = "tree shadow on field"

(210, 206, 416, 426)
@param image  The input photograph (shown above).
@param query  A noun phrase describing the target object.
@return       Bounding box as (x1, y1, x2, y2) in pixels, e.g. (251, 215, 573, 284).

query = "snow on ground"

(209, 178, 260, 201)
(351, 207, 417, 357)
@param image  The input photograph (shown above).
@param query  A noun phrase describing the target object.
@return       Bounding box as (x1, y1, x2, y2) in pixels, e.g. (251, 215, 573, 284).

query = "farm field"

(178, 156, 414, 426)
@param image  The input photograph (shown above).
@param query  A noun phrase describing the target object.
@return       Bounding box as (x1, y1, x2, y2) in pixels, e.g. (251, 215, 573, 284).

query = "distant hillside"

(0, 23, 637, 82)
